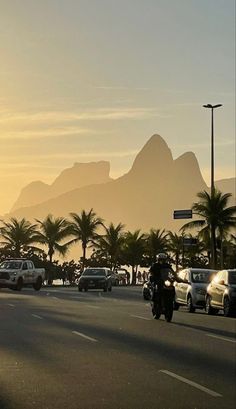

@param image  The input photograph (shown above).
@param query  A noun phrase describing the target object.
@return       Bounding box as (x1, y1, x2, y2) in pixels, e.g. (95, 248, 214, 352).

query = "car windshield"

(0, 261, 22, 270)
(228, 270, 236, 284)
(191, 271, 213, 283)
(82, 269, 106, 276)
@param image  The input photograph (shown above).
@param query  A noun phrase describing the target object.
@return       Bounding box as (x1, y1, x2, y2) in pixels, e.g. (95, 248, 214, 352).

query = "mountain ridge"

(7, 135, 235, 235)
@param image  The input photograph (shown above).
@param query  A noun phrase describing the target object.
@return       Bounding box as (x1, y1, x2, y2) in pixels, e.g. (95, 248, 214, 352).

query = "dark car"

(142, 281, 153, 300)
(78, 268, 112, 292)
(206, 269, 236, 317)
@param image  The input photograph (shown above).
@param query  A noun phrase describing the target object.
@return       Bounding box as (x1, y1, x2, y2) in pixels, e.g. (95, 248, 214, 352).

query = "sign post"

(173, 209, 193, 268)
(173, 209, 192, 219)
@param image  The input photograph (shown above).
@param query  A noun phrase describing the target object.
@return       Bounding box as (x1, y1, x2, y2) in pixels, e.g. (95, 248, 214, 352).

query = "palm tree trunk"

(131, 265, 136, 285)
(82, 244, 86, 271)
(175, 253, 179, 272)
(48, 251, 53, 285)
(220, 237, 224, 269)
(211, 224, 217, 269)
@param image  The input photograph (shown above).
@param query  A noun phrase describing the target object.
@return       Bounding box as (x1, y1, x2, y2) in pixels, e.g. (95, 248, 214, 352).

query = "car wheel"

(33, 277, 42, 291)
(15, 277, 23, 291)
(187, 296, 195, 313)
(205, 296, 216, 315)
(108, 286, 112, 292)
(223, 297, 232, 317)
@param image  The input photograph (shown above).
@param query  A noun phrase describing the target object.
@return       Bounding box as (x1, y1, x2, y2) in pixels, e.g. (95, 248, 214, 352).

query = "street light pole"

(203, 104, 222, 198)
(203, 103, 222, 268)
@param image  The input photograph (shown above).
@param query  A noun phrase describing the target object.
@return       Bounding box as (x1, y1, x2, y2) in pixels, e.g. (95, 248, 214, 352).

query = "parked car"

(78, 267, 112, 292)
(174, 268, 217, 312)
(0, 259, 45, 291)
(142, 281, 153, 300)
(206, 269, 236, 317)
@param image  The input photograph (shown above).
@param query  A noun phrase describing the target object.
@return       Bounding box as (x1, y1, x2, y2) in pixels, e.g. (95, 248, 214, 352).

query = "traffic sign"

(183, 237, 198, 246)
(173, 209, 192, 219)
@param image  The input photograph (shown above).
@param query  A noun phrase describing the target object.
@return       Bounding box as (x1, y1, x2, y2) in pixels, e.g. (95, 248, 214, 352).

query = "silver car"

(174, 268, 217, 313)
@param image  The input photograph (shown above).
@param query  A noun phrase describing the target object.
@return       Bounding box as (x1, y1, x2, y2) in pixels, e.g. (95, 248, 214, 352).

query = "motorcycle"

(151, 272, 176, 322)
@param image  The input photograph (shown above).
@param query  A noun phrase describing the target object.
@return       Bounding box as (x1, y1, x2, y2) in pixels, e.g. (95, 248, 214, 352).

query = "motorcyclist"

(149, 253, 185, 286)
(149, 253, 186, 314)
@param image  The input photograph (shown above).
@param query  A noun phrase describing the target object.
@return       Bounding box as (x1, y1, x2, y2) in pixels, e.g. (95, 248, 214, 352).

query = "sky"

(0, 0, 235, 215)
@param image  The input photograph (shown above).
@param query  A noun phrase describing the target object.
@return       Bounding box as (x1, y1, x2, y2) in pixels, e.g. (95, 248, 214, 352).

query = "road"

(0, 286, 235, 409)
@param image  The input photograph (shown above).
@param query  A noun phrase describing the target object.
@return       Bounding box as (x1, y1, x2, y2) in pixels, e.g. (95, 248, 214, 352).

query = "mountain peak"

(130, 134, 173, 176)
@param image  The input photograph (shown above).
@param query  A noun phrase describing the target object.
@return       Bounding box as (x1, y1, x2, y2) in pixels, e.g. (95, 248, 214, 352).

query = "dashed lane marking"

(130, 314, 151, 321)
(6, 304, 15, 307)
(206, 333, 236, 343)
(31, 314, 43, 320)
(159, 370, 222, 397)
(86, 305, 101, 309)
(72, 331, 98, 342)
(69, 296, 83, 299)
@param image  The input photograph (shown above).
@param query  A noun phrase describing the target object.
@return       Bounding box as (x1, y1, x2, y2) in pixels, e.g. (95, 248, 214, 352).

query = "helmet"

(156, 253, 167, 262)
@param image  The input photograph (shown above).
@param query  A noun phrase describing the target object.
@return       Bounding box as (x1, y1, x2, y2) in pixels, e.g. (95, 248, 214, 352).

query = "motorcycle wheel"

(152, 303, 161, 320)
(165, 301, 173, 322)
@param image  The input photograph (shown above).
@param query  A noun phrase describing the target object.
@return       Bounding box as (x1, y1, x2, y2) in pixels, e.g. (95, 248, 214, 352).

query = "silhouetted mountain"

(7, 135, 235, 237)
(215, 178, 235, 200)
(6, 135, 199, 227)
(11, 161, 112, 211)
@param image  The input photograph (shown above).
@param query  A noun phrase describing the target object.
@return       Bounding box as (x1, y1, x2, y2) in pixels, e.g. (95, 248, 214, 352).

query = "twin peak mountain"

(10, 135, 234, 231)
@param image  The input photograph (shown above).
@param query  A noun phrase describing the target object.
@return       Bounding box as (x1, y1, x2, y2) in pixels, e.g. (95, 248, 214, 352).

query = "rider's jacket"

(149, 262, 187, 288)
(149, 262, 174, 288)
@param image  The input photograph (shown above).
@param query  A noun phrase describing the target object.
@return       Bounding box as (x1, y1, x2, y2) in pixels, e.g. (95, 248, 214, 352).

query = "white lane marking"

(159, 370, 222, 397)
(0, 365, 21, 371)
(86, 305, 101, 309)
(72, 331, 98, 342)
(7, 304, 15, 307)
(130, 314, 151, 321)
(52, 296, 61, 301)
(206, 333, 236, 343)
(31, 314, 43, 320)
(69, 296, 83, 299)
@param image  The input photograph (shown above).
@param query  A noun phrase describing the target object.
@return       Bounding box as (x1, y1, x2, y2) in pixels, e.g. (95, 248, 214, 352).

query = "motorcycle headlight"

(164, 280, 171, 287)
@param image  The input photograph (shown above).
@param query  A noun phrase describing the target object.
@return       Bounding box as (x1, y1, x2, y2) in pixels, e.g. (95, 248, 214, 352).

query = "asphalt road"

(0, 285, 235, 409)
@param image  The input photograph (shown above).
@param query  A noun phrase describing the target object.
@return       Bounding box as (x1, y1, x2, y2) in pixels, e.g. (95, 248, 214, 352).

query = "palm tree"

(0, 218, 39, 257)
(94, 222, 125, 270)
(167, 232, 183, 271)
(145, 228, 168, 264)
(70, 209, 103, 270)
(35, 215, 72, 282)
(181, 189, 236, 268)
(122, 230, 146, 285)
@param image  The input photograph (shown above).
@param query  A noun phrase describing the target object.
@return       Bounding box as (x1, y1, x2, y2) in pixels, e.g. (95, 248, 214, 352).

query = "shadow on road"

(171, 320, 236, 339)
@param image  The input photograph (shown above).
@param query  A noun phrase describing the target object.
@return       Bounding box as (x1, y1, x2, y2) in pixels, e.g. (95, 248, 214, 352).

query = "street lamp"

(203, 103, 222, 268)
(203, 104, 222, 197)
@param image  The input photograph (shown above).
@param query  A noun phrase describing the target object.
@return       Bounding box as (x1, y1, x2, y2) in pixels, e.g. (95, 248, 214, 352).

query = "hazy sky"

(0, 0, 235, 214)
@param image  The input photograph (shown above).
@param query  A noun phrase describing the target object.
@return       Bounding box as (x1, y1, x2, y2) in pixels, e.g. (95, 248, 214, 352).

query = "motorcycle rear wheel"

(164, 301, 173, 322)
(152, 302, 161, 319)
